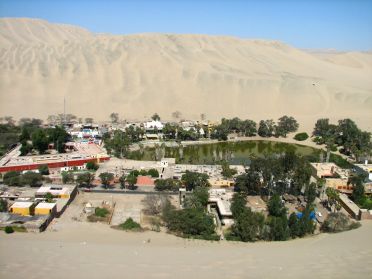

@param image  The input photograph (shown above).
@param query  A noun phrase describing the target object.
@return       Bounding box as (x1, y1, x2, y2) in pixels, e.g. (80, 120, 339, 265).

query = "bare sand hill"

(0, 220, 371, 279)
(0, 18, 371, 132)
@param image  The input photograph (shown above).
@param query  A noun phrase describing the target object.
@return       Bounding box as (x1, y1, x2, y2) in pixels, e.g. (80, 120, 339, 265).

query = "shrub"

(86, 161, 99, 171)
(155, 178, 180, 192)
(45, 192, 54, 203)
(5, 226, 14, 234)
(294, 132, 309, 141)
(38, 164, 49, 175)
(164, 207, 215, 238)
(147, 168, 160, 178)
(94, 207, 109, 217)
(3, 171, 21, 186)
(20, 172, 43, 187)
(0, 199, 8, 212)
(330, 145, 338, 152)
(119, 218, 142, 231)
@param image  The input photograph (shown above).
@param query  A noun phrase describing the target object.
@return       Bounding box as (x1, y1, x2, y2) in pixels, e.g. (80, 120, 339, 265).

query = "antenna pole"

(64, 97, 66, 126)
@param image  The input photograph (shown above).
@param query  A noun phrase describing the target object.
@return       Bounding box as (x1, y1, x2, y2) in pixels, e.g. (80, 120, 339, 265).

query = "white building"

(144, 120, 164, 131)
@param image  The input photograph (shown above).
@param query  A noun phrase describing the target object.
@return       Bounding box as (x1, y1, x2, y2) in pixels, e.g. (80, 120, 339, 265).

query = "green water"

(127, 140, 321, 165)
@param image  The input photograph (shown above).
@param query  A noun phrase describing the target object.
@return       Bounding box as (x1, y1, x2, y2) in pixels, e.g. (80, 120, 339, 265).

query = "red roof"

(136, 176, 155, 186)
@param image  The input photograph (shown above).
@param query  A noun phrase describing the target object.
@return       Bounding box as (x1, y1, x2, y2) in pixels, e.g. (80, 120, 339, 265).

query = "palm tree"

(326, 187, 340, 212)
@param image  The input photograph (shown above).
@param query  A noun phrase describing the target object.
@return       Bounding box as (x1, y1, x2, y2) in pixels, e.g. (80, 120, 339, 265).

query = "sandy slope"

(0, 220, 371, 279)
(0, 18, 371, 132)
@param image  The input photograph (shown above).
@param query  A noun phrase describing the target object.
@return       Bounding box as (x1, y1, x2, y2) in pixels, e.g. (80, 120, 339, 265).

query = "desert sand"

(0, 18, 371, 132)
(0, 192, 371, 279)
(1, 216, 371, 279)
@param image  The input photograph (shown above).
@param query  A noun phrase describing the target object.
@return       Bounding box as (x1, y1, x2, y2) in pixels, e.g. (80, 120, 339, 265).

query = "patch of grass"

(94, 207, 109, 217)
(182, 233, 220, 241)
(119, 218, 142, 231)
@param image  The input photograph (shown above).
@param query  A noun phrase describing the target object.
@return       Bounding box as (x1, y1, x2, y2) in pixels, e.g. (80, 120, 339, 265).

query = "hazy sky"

(1, 0, 371, 50)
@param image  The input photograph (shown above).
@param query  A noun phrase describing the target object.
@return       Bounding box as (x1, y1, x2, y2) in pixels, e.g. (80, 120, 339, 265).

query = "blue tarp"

(296, 211, 316, 220)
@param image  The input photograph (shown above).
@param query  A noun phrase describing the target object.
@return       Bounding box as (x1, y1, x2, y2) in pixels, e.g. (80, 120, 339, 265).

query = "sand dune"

(0, 220, 371, 279)
(0, 18, 371, 132)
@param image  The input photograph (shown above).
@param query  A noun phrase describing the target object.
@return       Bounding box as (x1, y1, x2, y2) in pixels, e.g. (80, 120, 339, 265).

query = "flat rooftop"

(35, 202, 56, 209)
(310, 162, 349, 179)
(209, 189, 233, 216)
(10, 201, 34, 208)
(0, 142, 108, 168)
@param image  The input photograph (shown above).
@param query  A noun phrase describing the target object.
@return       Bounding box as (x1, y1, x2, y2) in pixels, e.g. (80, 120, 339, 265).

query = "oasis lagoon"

(127, 140, 323, 165)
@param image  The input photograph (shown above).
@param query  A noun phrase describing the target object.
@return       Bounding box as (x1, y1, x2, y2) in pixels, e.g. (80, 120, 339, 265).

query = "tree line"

(313, 118, 371, 162)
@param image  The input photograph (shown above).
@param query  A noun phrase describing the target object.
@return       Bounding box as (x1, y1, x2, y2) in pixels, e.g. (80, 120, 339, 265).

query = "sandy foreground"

(1, 211, 372, 279)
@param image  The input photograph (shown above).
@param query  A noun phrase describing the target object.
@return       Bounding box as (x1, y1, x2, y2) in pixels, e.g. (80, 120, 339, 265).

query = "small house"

(35, 202, 57, 216)
(9, 202, 34, 216)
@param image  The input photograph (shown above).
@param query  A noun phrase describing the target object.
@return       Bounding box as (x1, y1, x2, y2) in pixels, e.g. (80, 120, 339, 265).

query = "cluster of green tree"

(321, 212, 361, 233)
(181, 171, 210, 191)
(313, 118, 371, 161)
(162, 123, 178, 140)
(176, 127, 201, 141)
(38, 165, 50, 175)
(0, 118, 21, 156)
(162, 123, 204, 141)
(61, 171, 75, 184)
(294, 132, 309, 141)
(75, 172, 94, 188)
(123, 173, 137, 189)
(226, 193, 265, 241)
(85, 161, 99, 171)
(104, 127, 144, 158)
(3, 171, 43, 187)
(154, 178, 181, 192)
(349, 174, 372, 210)
(0, 117, 72, 156)
(234, 151, 313, 196)
(20, 124, 70, 155)
(99, 172, 114, 189)
(258, 116, 299, 138)
(162, 187, 218, 240)
(227, 193, 315, 242)
(152, 113, 161, 121)
(209, 116, 298, 141)
(0, 199, 8, 212)
(139, 168, 159, 178)
(119, 217, 142, 231)
(324, 188, 342, 212)
(221, 161, 237, 178)
(210, 118, 257, 141)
